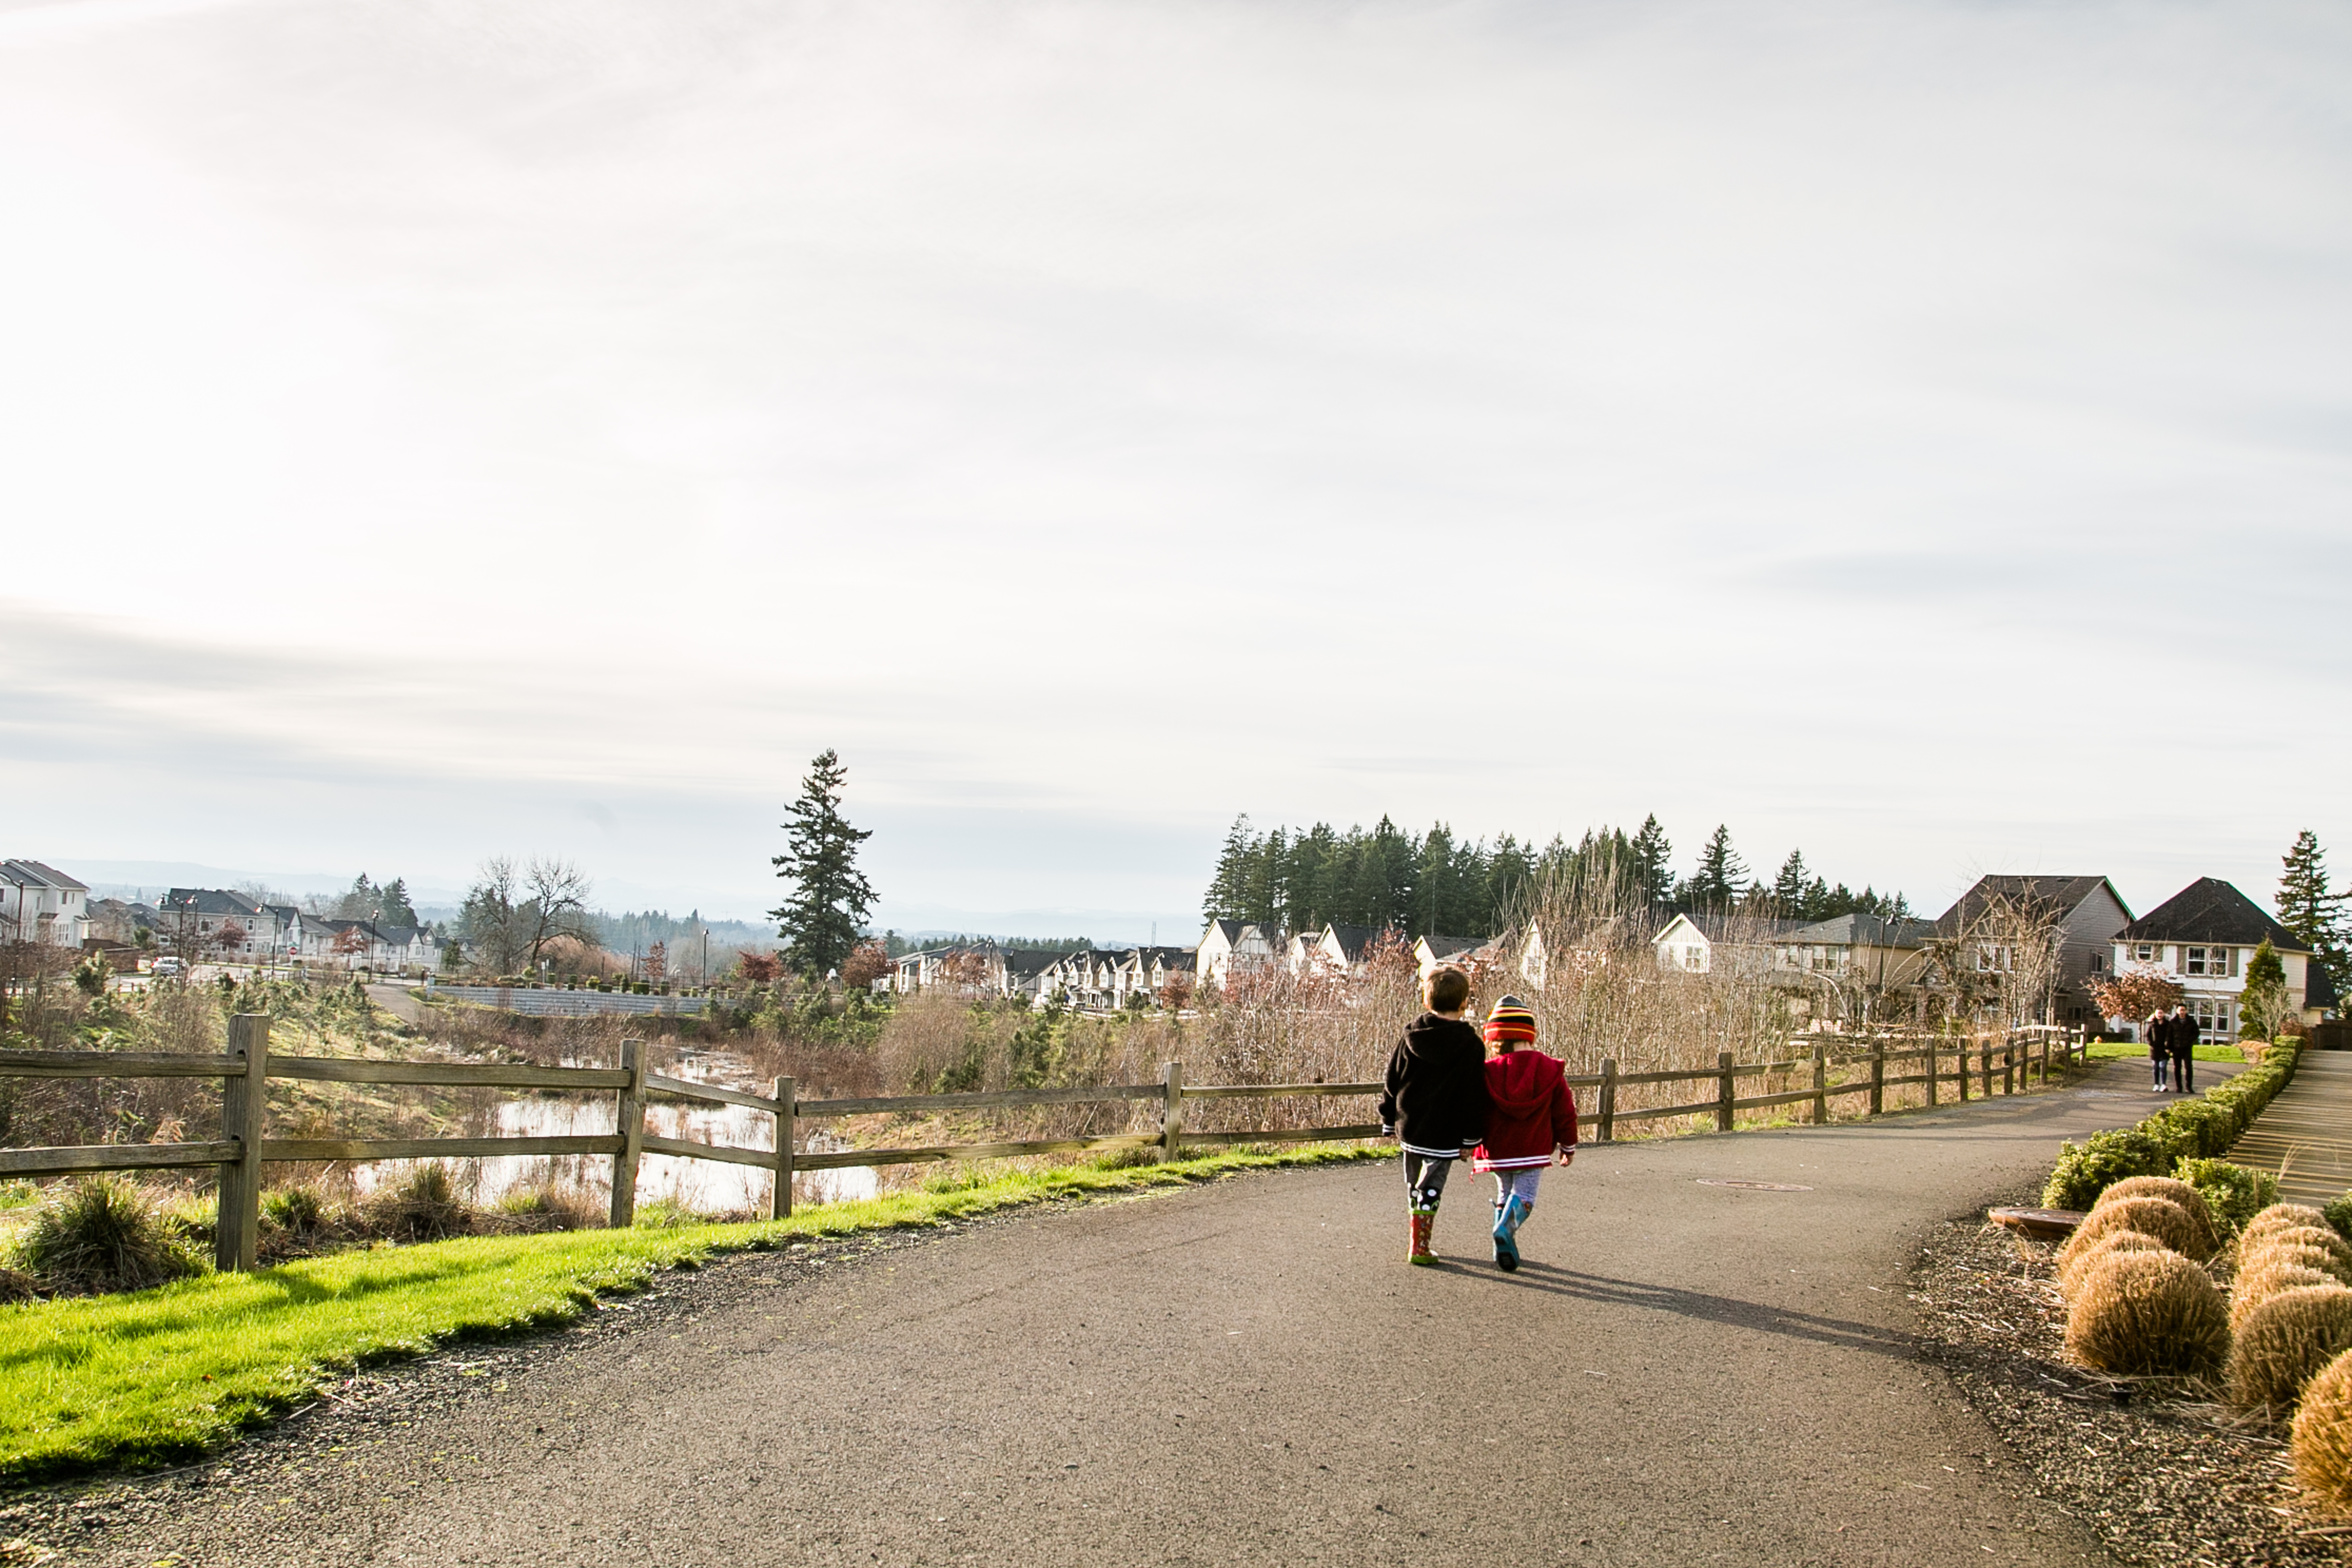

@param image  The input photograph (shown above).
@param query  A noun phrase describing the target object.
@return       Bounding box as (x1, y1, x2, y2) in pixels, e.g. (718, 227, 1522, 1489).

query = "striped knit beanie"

(1483, 995, 1537, 1047)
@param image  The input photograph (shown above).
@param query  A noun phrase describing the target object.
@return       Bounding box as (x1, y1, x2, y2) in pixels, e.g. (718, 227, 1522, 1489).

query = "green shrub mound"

(2227, 1284, 2352, 1415)
(2326, 1192, 2352, 1245)
(2064, 1249, 2230, 1377)
(2175, 1159, 2279, 1236)
(2092, 1177, 2219, 1259)
(2058, 1198, 2203, 1271)
(2057, 1229, 2172, 1299)
(2293, 1348, 2352, 1515)
(2043, 1039, 2304, 1214)
(16, 1176, 205, 1296)
(2234, 1262, 2340, 1332)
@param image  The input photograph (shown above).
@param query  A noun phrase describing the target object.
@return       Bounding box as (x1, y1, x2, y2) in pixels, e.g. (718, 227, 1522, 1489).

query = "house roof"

(2, 859, 89, 892)
(2117, 878, 2307, 951)
(1656, 912, 1806, 943)
(1935, 875, 2125, 932)
(1202, 919, 1246, 946)
(2309, 962, 2341, 1012)
(1002, 949, 1081, 980)
(1416, 933, 1490, 959)
(1322, 924, 1384, 961)
(162, 887, 266, 917)
(1787, 913, 1938, 949)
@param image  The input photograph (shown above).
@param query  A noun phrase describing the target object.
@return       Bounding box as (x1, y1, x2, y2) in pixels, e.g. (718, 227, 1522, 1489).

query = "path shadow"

(1464, 1261, 1915, 1359)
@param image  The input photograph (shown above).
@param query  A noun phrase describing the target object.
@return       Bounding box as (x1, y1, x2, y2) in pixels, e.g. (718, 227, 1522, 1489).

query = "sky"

(2, 0, 2348, 939)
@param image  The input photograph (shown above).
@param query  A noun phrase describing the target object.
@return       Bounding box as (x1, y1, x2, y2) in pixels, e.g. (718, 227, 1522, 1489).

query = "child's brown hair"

(1423, 966, 1472, 1015)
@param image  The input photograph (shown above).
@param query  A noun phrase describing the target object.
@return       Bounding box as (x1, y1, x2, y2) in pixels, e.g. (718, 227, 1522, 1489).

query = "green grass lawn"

(0, 1144, 1381, 1483)
(2084, 1041, 2248, 1064)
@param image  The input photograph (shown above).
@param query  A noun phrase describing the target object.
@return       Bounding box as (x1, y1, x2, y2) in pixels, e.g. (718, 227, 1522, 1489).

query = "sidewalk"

(2227, 1048, 2352, 1207)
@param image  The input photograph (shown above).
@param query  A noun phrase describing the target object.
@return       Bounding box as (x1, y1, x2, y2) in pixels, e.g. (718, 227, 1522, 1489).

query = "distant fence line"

(424, 984, 715, 1018)
(0, 1021, 2086, 1273)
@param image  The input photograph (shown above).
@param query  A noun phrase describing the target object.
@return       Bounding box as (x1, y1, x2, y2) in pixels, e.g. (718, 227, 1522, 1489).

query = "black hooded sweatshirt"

(1380, 1011, 1491, 1153)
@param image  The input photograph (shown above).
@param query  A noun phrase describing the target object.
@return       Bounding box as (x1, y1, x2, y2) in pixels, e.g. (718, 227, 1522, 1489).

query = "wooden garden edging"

(0, 1018, 2087, 1271)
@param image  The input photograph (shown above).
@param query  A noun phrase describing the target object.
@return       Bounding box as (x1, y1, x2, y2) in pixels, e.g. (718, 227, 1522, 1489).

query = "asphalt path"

(70, 1061, 2189, 1568)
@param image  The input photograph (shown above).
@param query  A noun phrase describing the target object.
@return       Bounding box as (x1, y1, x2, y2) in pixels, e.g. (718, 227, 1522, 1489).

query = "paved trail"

(67, 1063, 2181, 1568)
(2230, 1048, 2352, 1206)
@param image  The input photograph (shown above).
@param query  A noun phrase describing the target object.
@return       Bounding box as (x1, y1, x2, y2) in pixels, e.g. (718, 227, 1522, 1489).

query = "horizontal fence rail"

(0, 1021, 2088, 1270)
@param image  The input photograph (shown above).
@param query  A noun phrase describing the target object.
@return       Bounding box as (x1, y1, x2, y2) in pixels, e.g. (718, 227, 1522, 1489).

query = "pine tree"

(1689, 825, 1747, 910)
(2278, 830, 2347, 991)
(1630, 815, 1674, 909)
(1203, 815, 1256, 923)
(1771, 851, 1809, 915)
(769, 749, 876, 977)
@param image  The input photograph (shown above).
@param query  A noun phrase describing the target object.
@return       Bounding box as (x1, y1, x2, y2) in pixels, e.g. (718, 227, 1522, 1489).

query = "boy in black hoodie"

(1379, 965, 1491, 1266)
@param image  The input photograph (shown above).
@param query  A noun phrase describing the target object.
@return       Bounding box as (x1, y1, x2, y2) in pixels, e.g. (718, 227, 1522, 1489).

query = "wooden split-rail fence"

(0, 1018, 2084, 1274)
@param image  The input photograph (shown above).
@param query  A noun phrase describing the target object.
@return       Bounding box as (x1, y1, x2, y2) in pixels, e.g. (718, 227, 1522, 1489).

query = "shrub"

(2064, 1249, 2230, 1377)
(2234, 1263, 2339, 1332)
(2257, 1226, 2352, 1271)
(2044, 1126, 2171, 1210)
(2057, 1229, 2172, 1299)
(494, 1184, 597, 1233)
(2059, 1198, 2203, 1269)
(2228, 1284, 2352, 1414)
(363, 1164, 471, 1242)
(2326, 1192, 2352, 1245)
(2175, 1159, 2279, 1236)
(2247, 1241, 2352, 1291)
(17, 1176, 205, 1295)
(2247, 1204, 2335, 1249)
(0, 1266, 39, 1303)
(260, 1185, 325, 1233)
(2294, 1349, 2352, 1514)
(2151, 1099, 2244, 1162)
(2094, 1177, 2220, 1258)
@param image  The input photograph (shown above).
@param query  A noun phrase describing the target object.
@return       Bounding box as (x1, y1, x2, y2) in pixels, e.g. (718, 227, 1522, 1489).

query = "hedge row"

(2043, 1039, 2305, 1215)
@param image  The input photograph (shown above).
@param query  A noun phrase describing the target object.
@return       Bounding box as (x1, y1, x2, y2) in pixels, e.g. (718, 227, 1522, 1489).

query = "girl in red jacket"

(1471, 995, 1577, 1272)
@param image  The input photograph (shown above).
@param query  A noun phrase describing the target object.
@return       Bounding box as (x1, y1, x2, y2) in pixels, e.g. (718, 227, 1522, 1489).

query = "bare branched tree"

(522, 857, 596, 973)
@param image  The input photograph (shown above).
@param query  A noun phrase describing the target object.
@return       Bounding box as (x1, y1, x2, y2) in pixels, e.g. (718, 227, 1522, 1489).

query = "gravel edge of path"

(1912, 1205, 2350, 1568)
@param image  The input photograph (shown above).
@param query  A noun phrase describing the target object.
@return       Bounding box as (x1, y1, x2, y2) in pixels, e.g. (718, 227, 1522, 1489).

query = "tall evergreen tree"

(1687, 825, 1747, 910)
(769, 749, 876, 977)
(1770, 850, 1809, 914)
(2278, 829, 2348, 991)
(1629, 815, 1674, 909)
(1203, 815, 1255, 923)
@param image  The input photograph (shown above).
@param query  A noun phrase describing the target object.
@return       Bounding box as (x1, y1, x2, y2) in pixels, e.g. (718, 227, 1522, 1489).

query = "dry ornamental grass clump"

(2228, 1284, 2352, 1415)
(2255, 1225, 2352, 1271)
(2094, 1176, 2220, 1258)
(2234, 1262, 2342, 1332)
(2245, 1204, 2335, 1250)
(2065, 1249, 2230, 1377)
(2059, 1197, 2203, 1271)
(2057, 1230, 2172, 1299)
(2292, 1348, 2352, 1514)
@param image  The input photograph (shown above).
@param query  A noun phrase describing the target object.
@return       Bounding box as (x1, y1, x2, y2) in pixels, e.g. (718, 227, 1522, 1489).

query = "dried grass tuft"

(2057, 1230, 2172, 1299)
(2292, 1348, 2352, 1514)
(2058, 1198, 2200, 1272)
(2245, 1204, 2333, 1250)
(2091, 1176, 2219, 1260)
(2232, 1261, 2340, 1332)
(2064, 1249, 2230, 1377)
(2227, 1284, 2352, 1415)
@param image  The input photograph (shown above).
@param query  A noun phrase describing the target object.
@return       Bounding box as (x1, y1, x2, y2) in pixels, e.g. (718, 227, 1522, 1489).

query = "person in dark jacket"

(2146, 1010, 2171, 1091)
(1379, 965, 1490, 1266)
(2169, 1003, 2197, 1094)
(1469, 995, 1577, 1272)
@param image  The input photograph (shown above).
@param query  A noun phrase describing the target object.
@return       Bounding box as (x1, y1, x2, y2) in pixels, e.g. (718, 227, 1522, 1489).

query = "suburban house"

(287, 915, 438, 973)
(1934, 874, 2133, 1030)
(158, 888, 287, 957)
(2112, 878, 2338, 1038)
(1413, 933, 1493, 981)
(1651, 913, 1805, 976)
(1196, 920, 1283, 988)
(0, 859, 90, 948)
(85, 897, 155, 946)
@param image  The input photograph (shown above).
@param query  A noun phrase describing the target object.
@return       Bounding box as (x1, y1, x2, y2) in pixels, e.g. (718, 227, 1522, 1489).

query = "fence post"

(1868, 1042, 1885, 1117)
(1925, 1040, 1937, 1107)
(1596, 1059, 1617, 1144)
(1161, 1060, 1185, 1164)
(2003, 1043, 2016, 1096)
(770, 1075, 795, 1221)
(1955, 1038, 1969, 1101)
(610, 1038, 645, 1229)
(216, 1012, 269, 1273)
(2038, 1035, 2049, 1083)
(1715, 1051, 1735, 1132)
(1810, 1043, 1828, 1125)
(1980, 1041, 1993, 1098)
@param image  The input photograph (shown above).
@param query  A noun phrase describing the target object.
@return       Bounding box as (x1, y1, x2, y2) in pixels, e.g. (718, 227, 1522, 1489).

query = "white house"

(1413, 933, 1491, 982)
(1652, 913, 1806, 976)
(0, 860, 90, 948)
(157, 888, 286, 959)
(1196, 920, 1282, 988)
(2112, 878, 2336, 1037)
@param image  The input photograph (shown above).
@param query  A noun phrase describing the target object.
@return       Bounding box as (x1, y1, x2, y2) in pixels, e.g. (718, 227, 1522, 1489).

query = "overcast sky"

(3, 0, 2347, 936)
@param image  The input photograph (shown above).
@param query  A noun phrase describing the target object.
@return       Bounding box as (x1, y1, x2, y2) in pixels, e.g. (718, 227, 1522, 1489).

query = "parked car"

(151, 956, 184, 978)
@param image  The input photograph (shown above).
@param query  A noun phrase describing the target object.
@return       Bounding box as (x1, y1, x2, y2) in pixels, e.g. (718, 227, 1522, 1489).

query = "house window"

(2191, 997, 2234, 1038)
(2134, 944, 2155, 962)
(2088, 953, 2106, 974)
(2185, 946, 2235, 977)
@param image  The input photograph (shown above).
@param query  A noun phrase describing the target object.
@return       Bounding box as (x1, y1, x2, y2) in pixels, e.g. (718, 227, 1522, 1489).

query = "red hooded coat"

(1472, 1048, 1578, 1172)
